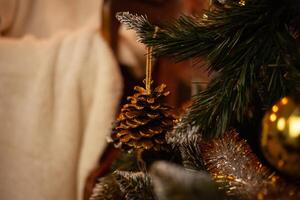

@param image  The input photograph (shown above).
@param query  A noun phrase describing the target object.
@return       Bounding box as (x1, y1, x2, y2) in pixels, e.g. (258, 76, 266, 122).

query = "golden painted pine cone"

(111, 83, 176, 151)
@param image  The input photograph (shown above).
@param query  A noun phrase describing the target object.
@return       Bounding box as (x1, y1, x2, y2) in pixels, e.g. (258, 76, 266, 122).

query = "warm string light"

(239, 0, 246, 6)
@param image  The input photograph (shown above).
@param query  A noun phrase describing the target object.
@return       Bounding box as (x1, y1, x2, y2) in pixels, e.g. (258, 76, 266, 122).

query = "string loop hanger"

(145, 26, 159, 94)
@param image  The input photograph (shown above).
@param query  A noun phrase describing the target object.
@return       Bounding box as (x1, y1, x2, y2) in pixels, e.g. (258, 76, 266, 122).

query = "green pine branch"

(117, 0, 300, 138)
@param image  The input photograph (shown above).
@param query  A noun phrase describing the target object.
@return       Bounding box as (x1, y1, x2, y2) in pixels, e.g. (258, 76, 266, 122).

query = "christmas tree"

(90, 0, 300, 199)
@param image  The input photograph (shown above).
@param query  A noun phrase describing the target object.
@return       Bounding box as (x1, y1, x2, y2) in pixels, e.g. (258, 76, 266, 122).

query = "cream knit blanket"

(0, 0, 125, 199)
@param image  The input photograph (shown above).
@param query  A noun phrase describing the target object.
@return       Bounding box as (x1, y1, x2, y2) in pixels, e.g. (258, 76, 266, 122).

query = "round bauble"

(261, 97, 300, 178)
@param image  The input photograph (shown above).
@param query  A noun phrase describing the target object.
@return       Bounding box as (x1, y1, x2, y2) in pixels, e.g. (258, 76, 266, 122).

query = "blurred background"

(0, 0, 209, 199)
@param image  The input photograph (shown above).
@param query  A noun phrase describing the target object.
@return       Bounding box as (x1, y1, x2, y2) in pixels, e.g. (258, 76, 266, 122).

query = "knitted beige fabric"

(0, 0, 124, 199)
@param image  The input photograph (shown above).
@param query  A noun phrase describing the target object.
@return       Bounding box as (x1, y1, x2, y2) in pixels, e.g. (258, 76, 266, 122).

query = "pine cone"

(112, 83, 175, 151)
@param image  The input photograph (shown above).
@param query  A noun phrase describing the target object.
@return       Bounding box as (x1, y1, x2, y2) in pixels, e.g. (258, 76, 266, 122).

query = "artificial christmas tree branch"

(90, 1, 300, 199)
(117, 0, 300, 138)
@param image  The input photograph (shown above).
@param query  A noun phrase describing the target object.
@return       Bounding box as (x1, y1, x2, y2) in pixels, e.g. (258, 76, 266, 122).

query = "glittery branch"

(89, 175, 121, 200)
(116, 12, 155, 42)
(113, 171, 156, 200)
(200, 130, 300, 199)
(166, 122, 204, 170)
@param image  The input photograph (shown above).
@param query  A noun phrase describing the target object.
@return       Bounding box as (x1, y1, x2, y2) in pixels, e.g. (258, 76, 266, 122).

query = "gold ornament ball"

(261, 97, 300, 177)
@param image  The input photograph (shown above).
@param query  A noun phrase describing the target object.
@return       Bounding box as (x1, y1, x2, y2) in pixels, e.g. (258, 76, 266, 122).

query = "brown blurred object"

(155, 60, 192, 108)
(101, 0, 183, 53)
(101, 0, 211, 53)
(154, 0, 211, 109)
(183, 0, 210, 14)
(84, 0, 210, 199)
(155, 59, 211, 109)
